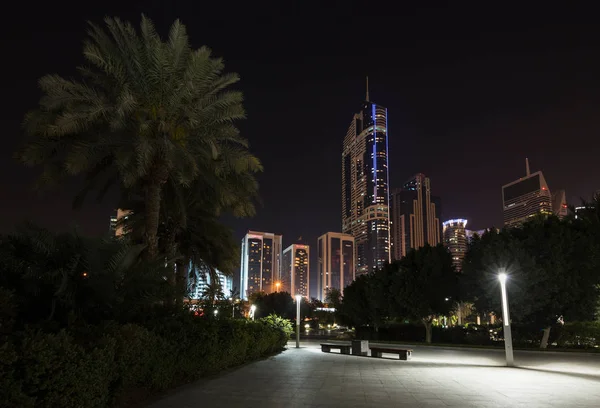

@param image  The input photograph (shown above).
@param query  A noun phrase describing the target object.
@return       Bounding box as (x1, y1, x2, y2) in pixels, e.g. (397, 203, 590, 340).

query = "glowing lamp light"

(498, 271, 514, 366)
(295, 294, 302, 348)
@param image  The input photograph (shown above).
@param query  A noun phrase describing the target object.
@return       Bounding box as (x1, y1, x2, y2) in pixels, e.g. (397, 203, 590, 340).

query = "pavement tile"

(148, 341, 600, 408)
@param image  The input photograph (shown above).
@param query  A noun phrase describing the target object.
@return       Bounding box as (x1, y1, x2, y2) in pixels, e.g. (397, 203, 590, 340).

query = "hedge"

(0, 316, 289, 408)
(355, 321, 600, 349)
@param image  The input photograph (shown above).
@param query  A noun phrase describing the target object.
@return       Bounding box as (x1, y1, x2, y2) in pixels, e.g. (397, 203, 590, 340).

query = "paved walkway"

(149, 341, 600, 407)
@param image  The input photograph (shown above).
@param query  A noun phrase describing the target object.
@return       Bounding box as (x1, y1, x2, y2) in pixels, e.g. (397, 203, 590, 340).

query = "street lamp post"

(498, 272, 514, 367)
(295, 294, 302, 348)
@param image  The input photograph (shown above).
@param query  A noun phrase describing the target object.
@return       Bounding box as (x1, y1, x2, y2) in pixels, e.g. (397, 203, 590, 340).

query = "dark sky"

(2, 2, 600, 296)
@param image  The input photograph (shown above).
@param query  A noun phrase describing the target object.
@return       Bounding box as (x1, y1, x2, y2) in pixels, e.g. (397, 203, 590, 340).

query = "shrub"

(260, 314, 293, 345)
(556, 321, 600, 348)
(0, 316, 287, 407)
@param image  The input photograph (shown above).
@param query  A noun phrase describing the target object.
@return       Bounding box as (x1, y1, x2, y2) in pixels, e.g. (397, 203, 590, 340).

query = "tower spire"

(366, 76, 370, 102)
(525, 157, 531, 177)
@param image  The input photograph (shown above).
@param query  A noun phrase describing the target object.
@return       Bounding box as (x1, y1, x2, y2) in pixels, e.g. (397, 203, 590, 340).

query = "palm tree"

(201, 279, 224, 307)
(18, 16, 255, 258)
(116, 145, 260, 299)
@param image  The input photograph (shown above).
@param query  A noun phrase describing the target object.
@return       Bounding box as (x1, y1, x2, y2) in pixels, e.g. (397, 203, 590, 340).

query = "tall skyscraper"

(442, 219, 468, 272)
(282, 244, 310, 298)
(317, 232, 355, 301)
(239, 231, 282, 300)
(341, 81, 391, 275)
(502, 159, 552, 227)
(551, 189, 568, 219)
(390, 174, 442, 260)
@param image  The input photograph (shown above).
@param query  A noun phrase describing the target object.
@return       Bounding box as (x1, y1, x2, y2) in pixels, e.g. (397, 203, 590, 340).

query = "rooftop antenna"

(366, 76, 370, 102)
(525, 157, 531, 177)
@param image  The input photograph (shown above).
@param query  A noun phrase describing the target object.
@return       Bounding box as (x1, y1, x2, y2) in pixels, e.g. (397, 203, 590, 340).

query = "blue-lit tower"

(341, 79, 391, 275)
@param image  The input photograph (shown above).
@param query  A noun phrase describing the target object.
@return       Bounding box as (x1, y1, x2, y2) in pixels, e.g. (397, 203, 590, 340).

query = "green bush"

(556, 321, 600, 348)
(0, 315, 289, 407)
(260, 314, 293, 343)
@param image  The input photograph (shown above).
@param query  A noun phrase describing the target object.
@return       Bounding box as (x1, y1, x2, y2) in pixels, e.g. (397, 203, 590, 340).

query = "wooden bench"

(369, 346, 413, 360)
(321, 343, 352, 354)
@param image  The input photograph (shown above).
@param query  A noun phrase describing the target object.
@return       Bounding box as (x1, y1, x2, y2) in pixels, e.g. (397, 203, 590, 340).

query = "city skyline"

(2, 3, 600, 300)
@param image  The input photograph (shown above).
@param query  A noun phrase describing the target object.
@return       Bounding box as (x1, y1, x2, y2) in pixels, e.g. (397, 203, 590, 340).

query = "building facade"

(239, 231, 282, 300)
(109, 209, 132, 237)
(390, 174, 442, 260)
(188, 264, 233, 300)
(281, 244, 310, 298)
(442, 219, 468, 272)
(341, 89, 391, 275)
(317, 232, 355, 301)
(502, 160, 552, 227)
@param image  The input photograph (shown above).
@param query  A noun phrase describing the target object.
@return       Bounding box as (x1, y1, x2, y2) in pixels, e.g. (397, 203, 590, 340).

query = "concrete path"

(148, 341, 600, 407)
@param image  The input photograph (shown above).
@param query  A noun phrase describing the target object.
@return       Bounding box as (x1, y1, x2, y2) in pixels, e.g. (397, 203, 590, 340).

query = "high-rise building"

(341, 81, 391, 275)
(188, 264, 233, 300)
(442, 219, 468, 272)
(317, 232, 355, 301)
(282, 244, 310, 298)
(502, 159, 552, 227)
(551, 189, 568, 219)
(239, 231, 282, 300)
(390, 174, 442, 260)
(109, 209, 132, 237)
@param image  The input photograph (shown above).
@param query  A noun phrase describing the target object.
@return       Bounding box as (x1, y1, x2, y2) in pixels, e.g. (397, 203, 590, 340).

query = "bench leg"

(341, 347, 350, 355)
(371, 351, 382, 358)
(322, 346, 331, 353)
(399, 351, 408, 360)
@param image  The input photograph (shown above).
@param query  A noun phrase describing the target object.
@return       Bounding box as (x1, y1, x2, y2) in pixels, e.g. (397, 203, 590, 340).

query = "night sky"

(2, 2, 600, 296)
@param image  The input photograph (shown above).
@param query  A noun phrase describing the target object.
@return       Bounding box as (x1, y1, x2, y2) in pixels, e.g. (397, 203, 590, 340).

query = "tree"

(462, 212, 600, 348)
(0, 224, 174, 329)
(340, 273, 389, 331)
(325, 288, 342, 309)
(18, 16, 258, 258)
(391, 244, 458, 343)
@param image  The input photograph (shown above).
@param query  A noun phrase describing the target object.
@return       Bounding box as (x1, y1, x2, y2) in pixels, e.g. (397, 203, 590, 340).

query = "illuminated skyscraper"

(317, 232, 355, 301)
(188, 264, 233, 300)
(282, 244, 310, 298)
(390, 174, 442, 260)
(341, 80, 390, 275)
(502, 159, 552, 227)
(239, 231, 282, 300)
(442, 219, 468, 271)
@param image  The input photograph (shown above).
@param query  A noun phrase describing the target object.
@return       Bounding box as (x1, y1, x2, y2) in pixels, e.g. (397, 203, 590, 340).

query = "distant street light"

(213, 309, 218, 317)
(276, 282, 281, 292)
(250, 304, 256, 321)
(498, 272, 514, 367)
(295, 294, 302, 348)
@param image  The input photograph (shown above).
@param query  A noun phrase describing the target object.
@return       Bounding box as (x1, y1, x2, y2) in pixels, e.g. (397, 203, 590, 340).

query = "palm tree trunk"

(423, 317, 433, 343)
(540, 326, 552, 348)
(144, 176, 165, 259)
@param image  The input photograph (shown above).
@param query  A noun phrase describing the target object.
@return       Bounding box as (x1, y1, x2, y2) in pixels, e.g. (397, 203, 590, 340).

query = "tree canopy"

(17, 15, 261, 261)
